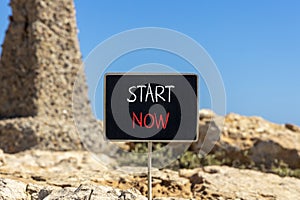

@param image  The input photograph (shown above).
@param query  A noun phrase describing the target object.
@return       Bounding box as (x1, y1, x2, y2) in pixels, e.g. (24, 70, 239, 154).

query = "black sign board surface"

(104, 73, 198, 142)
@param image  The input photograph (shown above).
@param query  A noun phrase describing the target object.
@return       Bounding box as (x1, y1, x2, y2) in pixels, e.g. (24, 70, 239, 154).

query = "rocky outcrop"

(0, 0, 100, 153)
(192, 110, 300, 171)
(0, 150, 299, 200)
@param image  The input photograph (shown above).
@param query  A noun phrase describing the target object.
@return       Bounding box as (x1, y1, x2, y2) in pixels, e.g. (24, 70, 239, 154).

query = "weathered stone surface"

(0, 0, 100, 153)
(180, 166, 300, 200)
(0, 178, 28, 199)
(0, 0, 81, 118)
(0, 178, 147, 200)
(199, 109, 215, 120)
(192, 110, 300, 169)
(0, 150, 4, 167)
(43, 185, 147, 200)
(285, 123, 300, 132)
(0, 150, 299, 199)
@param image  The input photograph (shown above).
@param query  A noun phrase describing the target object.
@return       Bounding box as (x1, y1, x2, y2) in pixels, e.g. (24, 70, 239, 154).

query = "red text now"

(132, 112, 170, 129)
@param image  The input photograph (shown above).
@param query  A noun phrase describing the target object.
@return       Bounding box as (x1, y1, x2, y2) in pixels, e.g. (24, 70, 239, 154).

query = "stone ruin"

(0, 0, 100, 153)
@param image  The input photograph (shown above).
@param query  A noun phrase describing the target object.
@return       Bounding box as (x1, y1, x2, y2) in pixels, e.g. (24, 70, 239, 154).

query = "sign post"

(104, 73, 198, 200)
(148, 142, 152, 200)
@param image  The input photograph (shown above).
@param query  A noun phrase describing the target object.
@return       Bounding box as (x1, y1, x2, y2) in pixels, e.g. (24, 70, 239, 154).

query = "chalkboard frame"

(104, 73, 199, 142)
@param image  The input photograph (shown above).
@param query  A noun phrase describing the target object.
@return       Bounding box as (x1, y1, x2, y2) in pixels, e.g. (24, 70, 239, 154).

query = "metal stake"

(148, 142, 152, 200)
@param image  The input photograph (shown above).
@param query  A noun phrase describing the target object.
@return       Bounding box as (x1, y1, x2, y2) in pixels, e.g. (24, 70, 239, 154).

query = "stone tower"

(0, 0, 99, 153)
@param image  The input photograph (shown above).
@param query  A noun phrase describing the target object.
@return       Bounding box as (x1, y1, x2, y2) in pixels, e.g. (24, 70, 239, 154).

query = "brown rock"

(180, 166, 300, 199)
(0, 0, 101, 153)
(192, 110, 300, 169)
(199, 109, 215, 120)
(285, 123, 300, 132)
(0, 150, 4, 167)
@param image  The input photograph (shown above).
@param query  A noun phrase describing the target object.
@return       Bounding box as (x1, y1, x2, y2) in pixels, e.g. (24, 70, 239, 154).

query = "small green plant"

(178, 151, 201, 169)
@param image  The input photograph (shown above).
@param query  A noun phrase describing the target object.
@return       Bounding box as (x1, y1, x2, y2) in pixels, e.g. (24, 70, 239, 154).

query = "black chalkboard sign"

(104, 73, 198, 142)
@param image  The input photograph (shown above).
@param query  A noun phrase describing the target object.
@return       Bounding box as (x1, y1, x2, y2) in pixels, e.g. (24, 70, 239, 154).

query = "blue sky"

(1, 1, 300, 125)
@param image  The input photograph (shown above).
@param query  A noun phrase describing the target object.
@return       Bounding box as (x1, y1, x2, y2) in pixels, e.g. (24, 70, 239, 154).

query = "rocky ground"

(0, 150, 300, 200)
(0, 111, 300, 200)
